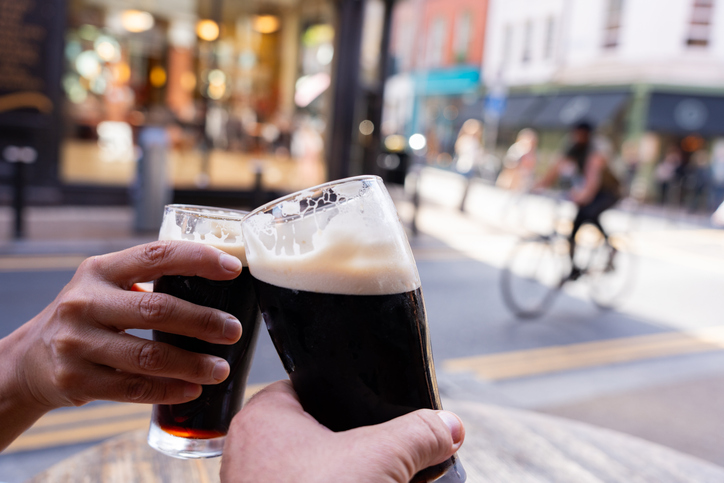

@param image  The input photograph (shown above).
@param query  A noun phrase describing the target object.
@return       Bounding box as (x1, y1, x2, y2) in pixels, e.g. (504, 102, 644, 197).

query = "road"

(1, 170, 723, 481)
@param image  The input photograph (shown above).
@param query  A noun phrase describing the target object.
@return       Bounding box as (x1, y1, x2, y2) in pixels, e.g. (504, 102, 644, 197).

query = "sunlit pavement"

(1, 169, 723, 481)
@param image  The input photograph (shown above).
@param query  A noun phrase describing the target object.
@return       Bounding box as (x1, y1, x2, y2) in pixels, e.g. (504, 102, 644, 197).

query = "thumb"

(343, 410, 464, 482)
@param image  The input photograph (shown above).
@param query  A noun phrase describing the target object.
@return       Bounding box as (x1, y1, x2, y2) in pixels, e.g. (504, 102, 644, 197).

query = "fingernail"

(184, 383, 202, 399)
(212, 360, 230, 382)
(219, 253, 242, 272)
(223, 316, 242, 341)
(437, 411, 464, 449)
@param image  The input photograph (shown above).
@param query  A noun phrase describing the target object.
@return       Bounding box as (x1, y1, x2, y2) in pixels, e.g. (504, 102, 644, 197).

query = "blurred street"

(1, 168, 723, 481)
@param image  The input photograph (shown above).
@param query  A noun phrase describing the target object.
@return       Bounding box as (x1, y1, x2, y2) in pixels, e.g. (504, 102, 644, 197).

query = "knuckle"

(134, 341, 169, 373)
(198, 310, 222, 340)
(139, 241, 174, 268)
(138, 293, 171, 322)
(54, 289, 93, 322)
(125, 375, 158, 402)
(414, 411, 450, 457)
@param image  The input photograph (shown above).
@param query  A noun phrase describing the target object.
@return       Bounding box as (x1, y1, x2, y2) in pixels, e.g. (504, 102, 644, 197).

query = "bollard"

(3, 145, 37, 240)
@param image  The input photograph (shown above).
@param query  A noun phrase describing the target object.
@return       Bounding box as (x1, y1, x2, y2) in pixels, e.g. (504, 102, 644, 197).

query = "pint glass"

(147, 204, 261, 459)
(242, 177, 466, 482)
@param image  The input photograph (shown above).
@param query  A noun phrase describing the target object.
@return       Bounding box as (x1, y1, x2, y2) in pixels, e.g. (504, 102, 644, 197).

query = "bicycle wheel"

(500, 236, 568, 319)
(586, 232, 636, 310)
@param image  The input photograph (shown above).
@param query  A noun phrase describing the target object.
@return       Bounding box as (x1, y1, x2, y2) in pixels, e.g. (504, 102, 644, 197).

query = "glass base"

(147, 422, 225, 459)
(433, 457, 466, 482)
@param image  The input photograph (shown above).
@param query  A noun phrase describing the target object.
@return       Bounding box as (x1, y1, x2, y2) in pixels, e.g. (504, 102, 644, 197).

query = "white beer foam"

(159, 214, 247, 265)
(244, 183, 420, 295)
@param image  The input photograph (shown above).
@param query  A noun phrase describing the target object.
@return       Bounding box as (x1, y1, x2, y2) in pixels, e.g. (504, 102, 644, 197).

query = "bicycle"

(500, 192, 636, 319)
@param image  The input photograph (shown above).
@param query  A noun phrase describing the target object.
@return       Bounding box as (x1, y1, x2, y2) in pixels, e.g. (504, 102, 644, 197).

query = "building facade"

(384, 0, 489, 161)
(485, 0, 724, 202)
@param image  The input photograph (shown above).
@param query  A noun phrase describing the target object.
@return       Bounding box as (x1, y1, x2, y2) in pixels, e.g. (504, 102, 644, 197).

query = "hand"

(220, 381, 465, 483)
(0, 240, 244, 448)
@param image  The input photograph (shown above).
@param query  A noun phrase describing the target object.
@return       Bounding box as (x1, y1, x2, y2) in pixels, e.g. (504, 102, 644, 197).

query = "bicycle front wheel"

(500, 236, 567, 319)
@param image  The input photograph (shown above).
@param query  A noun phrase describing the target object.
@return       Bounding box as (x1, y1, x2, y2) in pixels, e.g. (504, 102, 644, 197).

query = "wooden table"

(29, 400, 724, 483)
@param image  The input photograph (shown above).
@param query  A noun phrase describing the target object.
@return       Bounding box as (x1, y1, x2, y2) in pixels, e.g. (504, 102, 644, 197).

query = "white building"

(484, 0, 724, 174)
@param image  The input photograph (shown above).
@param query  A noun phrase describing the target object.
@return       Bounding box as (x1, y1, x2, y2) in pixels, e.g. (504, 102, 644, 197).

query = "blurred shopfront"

(56, 0, 339, 204)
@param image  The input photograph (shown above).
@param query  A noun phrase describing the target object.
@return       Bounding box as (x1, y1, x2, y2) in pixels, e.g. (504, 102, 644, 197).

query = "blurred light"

(378, 154, 400, 170)
(68, 84, 88, 103)
(208, 83, 226, 99)
(94, 36, 121, 62)
(294, 72, 331, 107)
(97, 121, 134, 163)
(111, 62, 131, 83)
(443, 105, 459, 121)
(78, 24, 99, 41)
(121, 10, 155, 33)
(359, 120, 374, 136)
(90, 76, 107, 94)
(409, 133, 427, 151)
(75, 51, 102, 79)
(302, 24, 334, 47)
(208, 69, 226, 86)
(149, 66, 167, 87)
(196, 19, 219, 41)
(65, 40, 82, 62)
(180, 71, 196, 91)
(316, 44, 334, 65)
(384, 134, 406, 152)
(239, 50, 256, 70)
(252, 15, 280, 34)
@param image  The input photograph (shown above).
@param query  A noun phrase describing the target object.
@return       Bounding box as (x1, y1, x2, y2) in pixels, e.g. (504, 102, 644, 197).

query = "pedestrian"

(655, 146, 681, 205)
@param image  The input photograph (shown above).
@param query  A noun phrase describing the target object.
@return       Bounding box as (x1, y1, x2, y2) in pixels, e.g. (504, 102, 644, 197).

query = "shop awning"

(498, 95, 546, 128)
(499, 91, 630, 130)
(647, 92, 724, 136)
(414, 66, 481, 96)
(531, 92, 630, 129)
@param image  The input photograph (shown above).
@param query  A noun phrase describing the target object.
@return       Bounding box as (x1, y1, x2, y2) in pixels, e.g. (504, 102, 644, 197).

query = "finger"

(82, 331, 231, 385)
(344, 409, 464, 480)
(88, 241, 242, 287)
(76, 365, 204, 405)
(87, 289, 242, 344)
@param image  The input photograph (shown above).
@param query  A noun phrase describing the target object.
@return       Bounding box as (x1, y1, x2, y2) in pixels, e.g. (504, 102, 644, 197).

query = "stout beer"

(243, 177, 466, 482)
(147, 205, 260, 459)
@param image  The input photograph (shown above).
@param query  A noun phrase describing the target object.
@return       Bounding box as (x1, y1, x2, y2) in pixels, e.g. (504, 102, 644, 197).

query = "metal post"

(12, 161, 25, 240)
(327, 0, 366, 181)
(361, 0, 395, 176)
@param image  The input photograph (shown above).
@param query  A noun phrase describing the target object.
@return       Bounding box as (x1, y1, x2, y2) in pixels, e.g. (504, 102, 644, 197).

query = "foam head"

(159, 205, 248, 264)
(242, 176, 420, 295)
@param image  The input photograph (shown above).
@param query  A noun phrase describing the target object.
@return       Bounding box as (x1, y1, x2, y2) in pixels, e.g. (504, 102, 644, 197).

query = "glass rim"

(242, 175, 383, 221)
(164, 204, 249, 221)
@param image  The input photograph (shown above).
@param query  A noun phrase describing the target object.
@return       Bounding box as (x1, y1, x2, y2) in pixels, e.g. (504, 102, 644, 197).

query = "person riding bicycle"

(534, 121, 621, 280)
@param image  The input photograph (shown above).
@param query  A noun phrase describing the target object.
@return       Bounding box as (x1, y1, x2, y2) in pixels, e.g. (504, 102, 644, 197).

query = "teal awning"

(414, 67, 481, 96)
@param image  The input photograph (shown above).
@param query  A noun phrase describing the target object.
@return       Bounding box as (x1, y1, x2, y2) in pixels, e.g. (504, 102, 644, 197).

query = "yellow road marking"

(6, 383, 269, 453)
(443, 326, 724, 381)
(0, 255, 86, 272)
(6, 417, 151, 453)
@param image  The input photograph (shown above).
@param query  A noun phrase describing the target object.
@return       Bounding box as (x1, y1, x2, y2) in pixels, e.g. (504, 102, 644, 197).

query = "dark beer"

(243, 176, 465, 481)
(152, 270, 260, 439)
(253, 279, 454, 482)
(147, 204, 261, 458)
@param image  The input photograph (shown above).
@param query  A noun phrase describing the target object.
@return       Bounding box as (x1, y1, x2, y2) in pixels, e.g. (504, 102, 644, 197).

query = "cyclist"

(534, 121, 621, 280)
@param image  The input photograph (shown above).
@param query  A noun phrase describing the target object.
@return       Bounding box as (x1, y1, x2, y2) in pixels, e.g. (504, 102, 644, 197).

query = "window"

(686, 0, 715, 47)
(453, 12, 472, 62)
(522, 20, 533, 62)
(498, 24, 512, 73)
(603, 0, 624, 49)
(426, 17, 447, 67)
(544, 16, 556, 59)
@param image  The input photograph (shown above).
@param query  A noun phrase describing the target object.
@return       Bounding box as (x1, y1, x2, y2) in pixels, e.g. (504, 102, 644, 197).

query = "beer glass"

(242, 176, 466, 482)
(147, 204, 261, 459)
